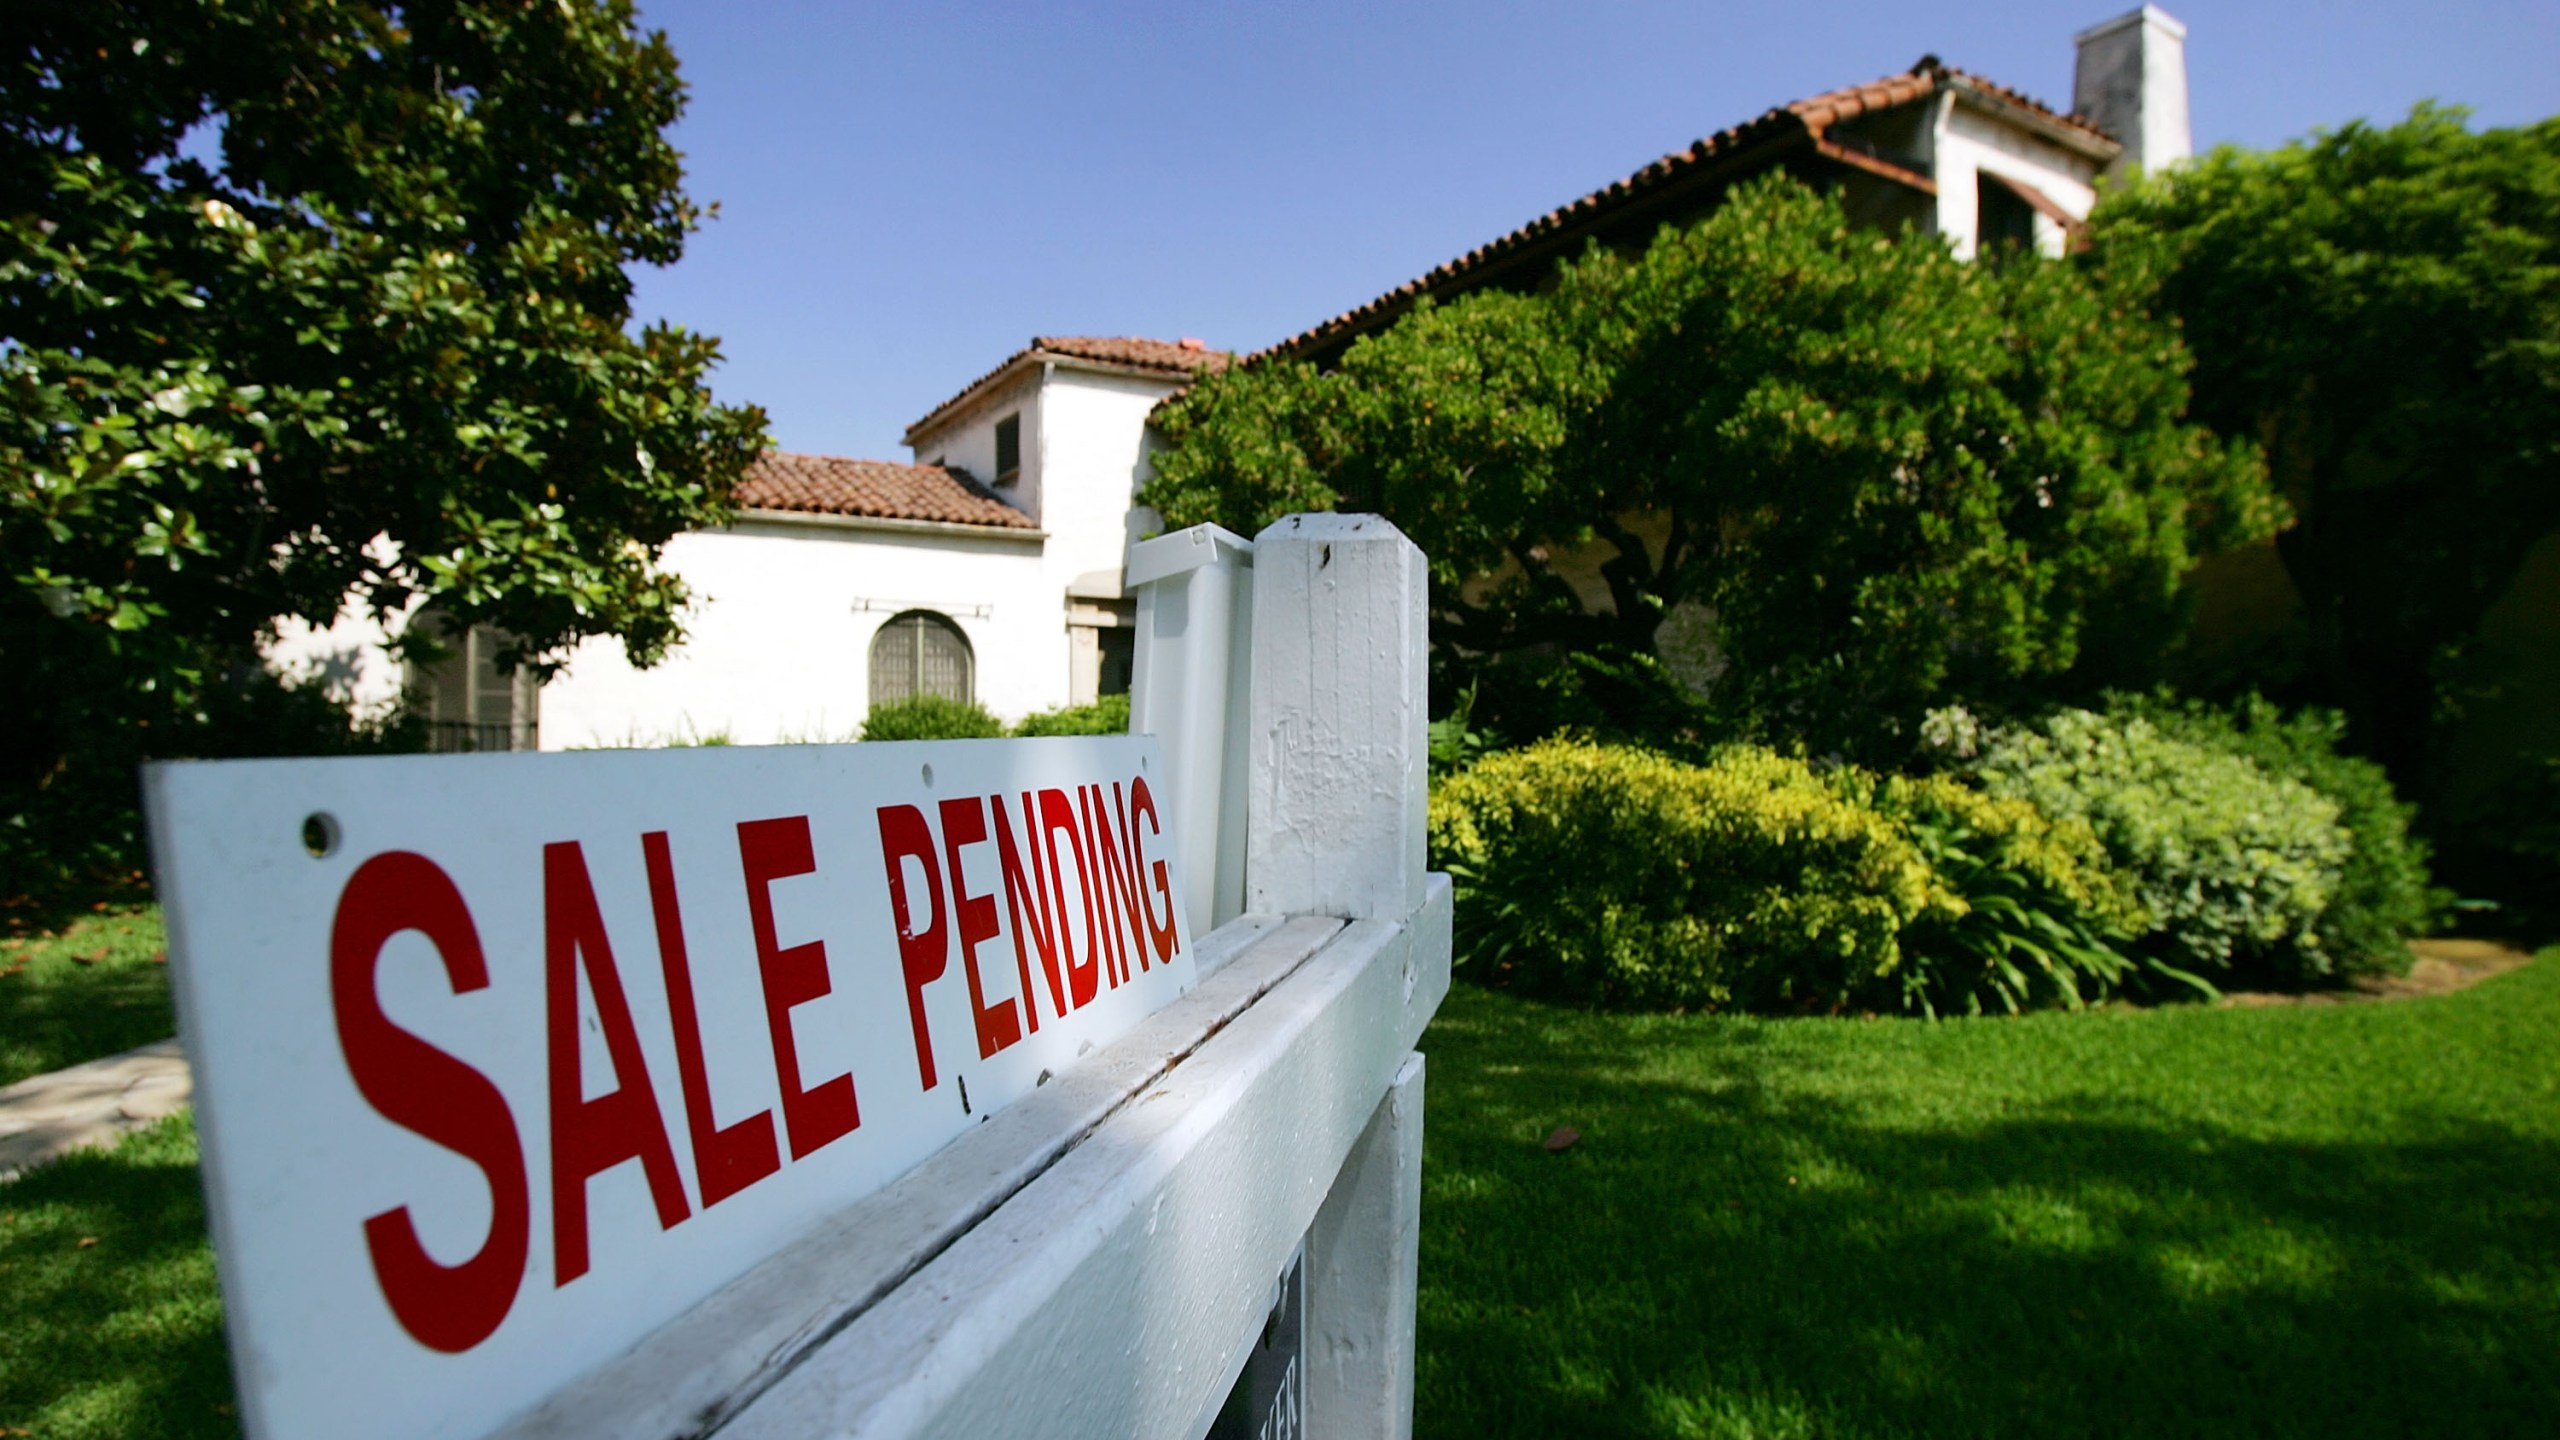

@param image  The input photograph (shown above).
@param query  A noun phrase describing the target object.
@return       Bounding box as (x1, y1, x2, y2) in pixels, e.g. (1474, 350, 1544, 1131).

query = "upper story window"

(994, 413, 1022, 485)
(1975, 172, 2038, 259)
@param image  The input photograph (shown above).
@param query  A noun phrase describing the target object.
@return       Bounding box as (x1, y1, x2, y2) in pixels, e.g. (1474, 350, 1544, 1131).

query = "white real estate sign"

(144, 737, 1196, 1440)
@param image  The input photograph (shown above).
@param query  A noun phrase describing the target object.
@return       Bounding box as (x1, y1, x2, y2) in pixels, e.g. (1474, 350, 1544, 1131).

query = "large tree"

(2089, 106, 2560, 785)
(1145, 177, 2273, 758)
(2, 0, 765, 886)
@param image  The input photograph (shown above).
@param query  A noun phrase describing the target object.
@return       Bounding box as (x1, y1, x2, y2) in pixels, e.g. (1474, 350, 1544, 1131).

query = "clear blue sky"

(624, 1, 2557, 463)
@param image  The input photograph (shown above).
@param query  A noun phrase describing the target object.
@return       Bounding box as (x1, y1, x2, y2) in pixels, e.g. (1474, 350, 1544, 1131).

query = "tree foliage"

(2089, 106, 2560, 783)
(1146, 177, 2272, 758)
(2, 0, 766, 888)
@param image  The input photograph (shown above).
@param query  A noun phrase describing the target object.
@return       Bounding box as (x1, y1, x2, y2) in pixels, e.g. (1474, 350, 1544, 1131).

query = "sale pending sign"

(142, 737, 1196, 1440)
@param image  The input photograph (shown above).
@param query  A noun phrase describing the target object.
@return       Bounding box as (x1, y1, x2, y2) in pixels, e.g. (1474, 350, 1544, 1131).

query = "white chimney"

(2073, 6, 2191, 179)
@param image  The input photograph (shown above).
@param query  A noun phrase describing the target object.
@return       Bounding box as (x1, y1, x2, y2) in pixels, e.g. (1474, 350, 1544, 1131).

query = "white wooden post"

(1244, 512, 1433, 1440)
(1128, 524, 1256, 936)
(1244, 513, 1430, 923)
(1305, 1052, 1425, 1439)
(177, 511, 1454, 1440)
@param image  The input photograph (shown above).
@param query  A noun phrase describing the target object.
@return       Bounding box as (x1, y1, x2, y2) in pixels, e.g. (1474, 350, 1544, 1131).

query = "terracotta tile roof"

(905, 335, 1232, 444)
(1038, 336, 1236, 374)
(1927, 61, 2116, 145)
(1258, 57, 2117, 366)
(734, 450, 1037, 531)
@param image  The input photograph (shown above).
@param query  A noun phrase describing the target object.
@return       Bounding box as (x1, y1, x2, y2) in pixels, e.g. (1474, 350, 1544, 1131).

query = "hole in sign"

(302, 813, 340, 858)
(921, 763, 935, 789)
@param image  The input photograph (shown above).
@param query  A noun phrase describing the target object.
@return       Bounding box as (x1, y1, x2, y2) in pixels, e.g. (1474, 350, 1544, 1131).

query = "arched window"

(870, 609, 974, 706)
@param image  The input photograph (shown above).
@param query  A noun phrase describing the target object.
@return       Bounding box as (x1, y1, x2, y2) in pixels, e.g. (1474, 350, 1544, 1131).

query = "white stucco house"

(266, 8, 2191, 750)
(527, 335, 1231, 746)
(268, 336, 1230, 748)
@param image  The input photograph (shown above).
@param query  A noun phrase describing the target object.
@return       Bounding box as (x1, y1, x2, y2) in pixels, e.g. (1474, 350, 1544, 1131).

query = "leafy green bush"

(1426, 683, 1492, 779)
(1461, 647, 1722, 760)
(1972, 709, 2351, 986)
(859, 695, 1003, 742)
(1428, 739, 1944, 1011)
(3, 660, 418, 902)
(1010, 693, 1130, 737)
(2112, 693, 2440, 975)
(1863, 776, 2167, 1016)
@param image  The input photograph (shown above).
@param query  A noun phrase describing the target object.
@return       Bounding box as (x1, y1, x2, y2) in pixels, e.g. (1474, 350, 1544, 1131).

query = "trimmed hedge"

(1972, 708, 2351, 986)
(1010, 693, 1130, 737)
(861, 693, 1134, 743)
(1428, 739, 1945, 1012)
(2110, 693, 2437, 976)
(1427, 726, 2382, 1016)
(858, 694, 1004, 742)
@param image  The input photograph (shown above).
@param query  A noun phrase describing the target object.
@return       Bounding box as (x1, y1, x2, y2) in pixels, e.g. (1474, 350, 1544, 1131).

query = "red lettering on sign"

(991, 793, 1065, 1031)
(331, 852, 529, 1354)
(642, 832, 780, 1209)
(1099, 782, 1152, 975)
(1080, 785, 1129, 989)
(1126, 775, 1182, 964)
(1039, 788, 1100, 1010)
(877, 804, 950, 1089)
(939, 797, 1023, 1061)
(545, 842, 692, 1287)
(739, 817, 861, 1158)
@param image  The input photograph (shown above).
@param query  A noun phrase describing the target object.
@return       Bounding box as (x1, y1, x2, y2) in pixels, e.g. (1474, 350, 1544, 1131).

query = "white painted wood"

(142, 736, 1200, 1440)
(1305, 1051, 1426, 1440)
(1244, 514, 1430, 922)
(706, 873, 1451, 1440)
(1128, 524, 1258, 937)
(488, 913, 1336, 1440)
(250, 505, 1453, 1440)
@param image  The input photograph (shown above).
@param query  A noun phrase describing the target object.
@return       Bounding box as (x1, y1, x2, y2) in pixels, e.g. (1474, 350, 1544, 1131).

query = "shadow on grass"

(0, 905, 175, 1088)
(0, 1114, 238, 1439)
(1415, 991, 2560, 1439)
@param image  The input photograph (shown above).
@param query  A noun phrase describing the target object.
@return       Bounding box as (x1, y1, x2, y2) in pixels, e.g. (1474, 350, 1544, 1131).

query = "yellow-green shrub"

(1428, 739, 1945, 1011)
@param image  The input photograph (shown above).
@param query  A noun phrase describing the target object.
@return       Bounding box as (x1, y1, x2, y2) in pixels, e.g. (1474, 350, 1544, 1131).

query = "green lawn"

(5, 936, 2553, 1438)
(0, 905, 175, 1090)
(1416, 953, 2560, 1438)
(0, 1113, 235, 1439)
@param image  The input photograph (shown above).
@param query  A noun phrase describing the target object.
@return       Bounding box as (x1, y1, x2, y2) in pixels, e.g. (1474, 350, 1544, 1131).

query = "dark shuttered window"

(994, 413, 1021, 484)
(869, 610, 975, 706)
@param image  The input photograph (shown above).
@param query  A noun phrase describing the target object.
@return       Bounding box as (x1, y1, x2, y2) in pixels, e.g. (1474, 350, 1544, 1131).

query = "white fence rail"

(535, 512, 1446, 1438)
(158, 513, 1450, 1440)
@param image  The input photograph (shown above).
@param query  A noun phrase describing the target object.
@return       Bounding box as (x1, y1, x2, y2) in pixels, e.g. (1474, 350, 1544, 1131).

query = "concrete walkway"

(0, 1037, 191, 1182)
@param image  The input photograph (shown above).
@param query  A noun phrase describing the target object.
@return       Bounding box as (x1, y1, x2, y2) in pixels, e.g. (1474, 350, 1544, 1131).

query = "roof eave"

(902, 351, 1043, 448)
(1267, 122, 1820, 366)
(1943, 76, 2122, 162)
(902, 349, 1215, 447)
(734, 507, 1046, 542)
